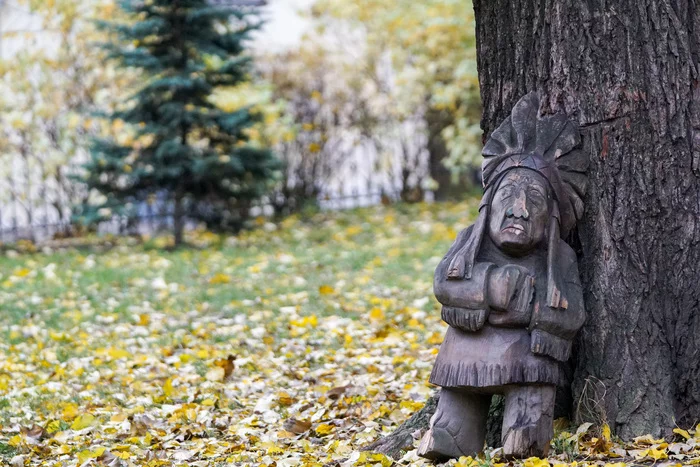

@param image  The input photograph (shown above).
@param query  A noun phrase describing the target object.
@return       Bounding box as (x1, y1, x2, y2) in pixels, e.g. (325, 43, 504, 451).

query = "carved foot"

(502, 423, 551, 458)
(417, 425, 464, 462)
(417, 389, 490, 462)
(501, 385, 556, 458)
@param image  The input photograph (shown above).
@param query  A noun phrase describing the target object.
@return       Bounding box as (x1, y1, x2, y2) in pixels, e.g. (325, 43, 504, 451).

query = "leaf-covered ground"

(0, 201, 698, 467)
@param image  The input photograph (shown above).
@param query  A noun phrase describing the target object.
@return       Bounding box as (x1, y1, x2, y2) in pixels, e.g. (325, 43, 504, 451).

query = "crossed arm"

(434, 255, 536, 331)
(432, 238, 586, 361)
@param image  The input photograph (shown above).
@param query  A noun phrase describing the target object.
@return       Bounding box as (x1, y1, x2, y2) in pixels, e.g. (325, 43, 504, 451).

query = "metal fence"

(0, 187, 409, 245)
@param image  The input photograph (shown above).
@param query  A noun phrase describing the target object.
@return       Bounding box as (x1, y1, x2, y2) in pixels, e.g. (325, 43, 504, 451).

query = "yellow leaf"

(357, 452, 393, 466)
(261, 441, 285, 455)
(108, 347, 130, 359)
(110, 413, 127, 423)
(278, 392, 294, 406)
(523, 458, 551, 467)
(315, 423, 334, 436)
(77, 446, 105, 464)
(650, 445, 669, 458)
(602, 423, 611, 442)
(209, 273, 232, 284)
(70, 414, 96, 430)
(369, 307, 384, 321)
(674, 427, 691, 439)
(455, 456, 477, 467)
(62, 403, 79, 420)
(399, 400, 424, 412)
(46, 420, 62, 433)
(345, 225, 362, 236)
(319, 285, 335, 295)
(635, 447, 668, 461)
(427, 332, 444, 345)
(633, 434, 665, 444)
(163, 377, 174, 398)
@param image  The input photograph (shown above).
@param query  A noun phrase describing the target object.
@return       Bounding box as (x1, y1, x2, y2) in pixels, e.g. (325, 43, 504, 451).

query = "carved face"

(487, 169, 551, 256)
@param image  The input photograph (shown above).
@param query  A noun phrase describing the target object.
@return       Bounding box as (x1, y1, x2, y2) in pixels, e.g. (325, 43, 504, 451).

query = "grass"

(0, 200, 479, 466)
(0, 199, 695, 466)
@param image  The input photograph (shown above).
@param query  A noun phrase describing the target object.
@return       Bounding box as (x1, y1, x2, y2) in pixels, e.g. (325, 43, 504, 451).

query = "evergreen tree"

(81, 0, 280, 245)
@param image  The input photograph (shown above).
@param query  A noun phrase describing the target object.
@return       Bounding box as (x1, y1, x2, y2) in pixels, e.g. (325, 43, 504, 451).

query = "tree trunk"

(173, 194, 185, 247)
(426, 107, 456, 201)
(369, 0, 700, 452)
(426, 108, 480, 200)
(473, 0, 700, 439)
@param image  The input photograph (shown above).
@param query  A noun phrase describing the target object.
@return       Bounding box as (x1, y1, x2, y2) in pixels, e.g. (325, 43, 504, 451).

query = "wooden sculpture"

(418, 92, 588, 461)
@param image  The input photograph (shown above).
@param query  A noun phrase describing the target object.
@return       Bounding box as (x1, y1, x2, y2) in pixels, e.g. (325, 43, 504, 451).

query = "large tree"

(368, 0, 700, 457)
(474, 0, 700, 439)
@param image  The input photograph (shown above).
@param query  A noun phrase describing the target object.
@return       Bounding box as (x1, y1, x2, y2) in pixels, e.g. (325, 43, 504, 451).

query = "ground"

(0, 200, 697, 466)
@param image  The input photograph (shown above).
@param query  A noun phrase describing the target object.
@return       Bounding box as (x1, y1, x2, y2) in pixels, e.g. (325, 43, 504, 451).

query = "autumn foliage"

(0, 202, 698, 466)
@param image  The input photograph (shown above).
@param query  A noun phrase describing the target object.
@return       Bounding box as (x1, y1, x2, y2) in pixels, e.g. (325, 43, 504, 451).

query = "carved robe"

(429, 225, 585, 389)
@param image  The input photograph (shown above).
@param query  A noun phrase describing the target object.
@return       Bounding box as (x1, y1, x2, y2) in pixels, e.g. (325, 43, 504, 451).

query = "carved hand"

(486, 265, 535, 326)
(441, 306, 489, 332)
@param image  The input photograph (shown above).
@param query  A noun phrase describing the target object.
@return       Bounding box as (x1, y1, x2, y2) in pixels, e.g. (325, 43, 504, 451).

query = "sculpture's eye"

(498, 185, 515, 199)
(528, 188, 546, 206)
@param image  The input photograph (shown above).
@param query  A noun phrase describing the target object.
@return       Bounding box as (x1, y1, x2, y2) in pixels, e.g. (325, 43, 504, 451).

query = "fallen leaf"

(523, 458, 550, 467)
(209, 273, 231, 284)
(77, 446, 105, 464)
(22, 424, 46, 441)
(214, 354, 236, 380)
(369, 307, 384, 321)
(205, 366, 225, 382)
(173, 449, 196, 461)
(277, 392, 294, 406)
(315, 423, 334, 436)
(327, 385, 350, 400)
(70, 414, 96, 431)
(284, 418, 312, 434)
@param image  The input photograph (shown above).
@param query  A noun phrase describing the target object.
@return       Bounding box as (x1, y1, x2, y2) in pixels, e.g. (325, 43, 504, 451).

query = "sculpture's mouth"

(501, 223, 527, 235)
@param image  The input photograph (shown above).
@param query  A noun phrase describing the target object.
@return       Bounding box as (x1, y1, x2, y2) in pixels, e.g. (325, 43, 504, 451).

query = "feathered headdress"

(446, 92, 588, 309)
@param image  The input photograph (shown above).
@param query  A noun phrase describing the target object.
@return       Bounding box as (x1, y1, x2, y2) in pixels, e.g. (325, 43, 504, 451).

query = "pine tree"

(81, 0, 280, 245)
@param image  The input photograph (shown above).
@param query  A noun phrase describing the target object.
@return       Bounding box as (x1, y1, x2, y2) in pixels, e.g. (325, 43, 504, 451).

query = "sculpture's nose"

(506, 189, 530, 220)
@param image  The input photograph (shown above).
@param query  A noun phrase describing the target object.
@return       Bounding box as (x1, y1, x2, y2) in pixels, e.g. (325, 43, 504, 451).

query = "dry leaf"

(283, 418, 312, 434)
(327, 385, 351, 400)
(205, 366, 225, 382)
(214, 354, 236, 380)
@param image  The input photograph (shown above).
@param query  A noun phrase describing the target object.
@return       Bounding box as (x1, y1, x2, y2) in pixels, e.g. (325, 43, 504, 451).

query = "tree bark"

(426, 108, 481, 201)
(173, 193, 185, 247)
(369, 0, 700, 451)
(361, 393, 440, 459)
(473, 0, 700, 439)
(426, 108, 456, 201)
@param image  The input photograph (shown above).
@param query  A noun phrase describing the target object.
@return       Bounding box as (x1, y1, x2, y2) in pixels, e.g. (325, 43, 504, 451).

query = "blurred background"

(0, 0, 482, 245)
